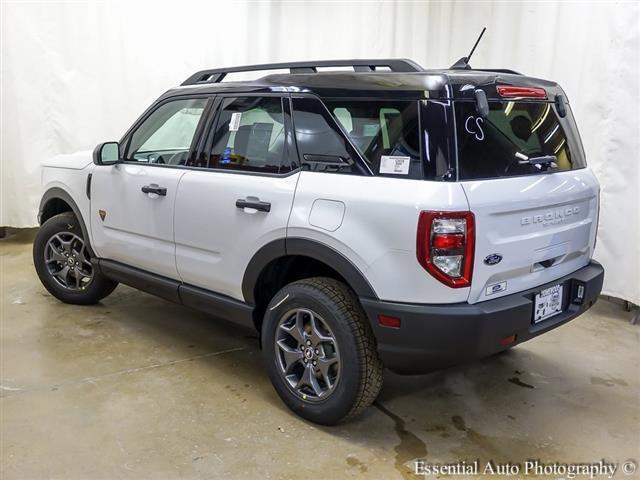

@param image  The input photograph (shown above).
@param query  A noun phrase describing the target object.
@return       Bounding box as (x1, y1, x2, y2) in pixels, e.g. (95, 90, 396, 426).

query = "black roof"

(164, 59, 565, 102)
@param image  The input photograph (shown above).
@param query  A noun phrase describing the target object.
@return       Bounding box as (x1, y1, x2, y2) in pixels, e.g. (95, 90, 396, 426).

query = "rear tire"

(262, 277, 383, 425)
(33, 212, 117, 305)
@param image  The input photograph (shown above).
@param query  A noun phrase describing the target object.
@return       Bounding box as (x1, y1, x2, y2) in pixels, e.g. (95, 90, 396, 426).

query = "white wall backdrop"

(1, 0, 638, 304)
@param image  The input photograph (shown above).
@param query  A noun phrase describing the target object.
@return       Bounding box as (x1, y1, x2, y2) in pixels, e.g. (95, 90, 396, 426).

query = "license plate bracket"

(533, 284, 563, 323)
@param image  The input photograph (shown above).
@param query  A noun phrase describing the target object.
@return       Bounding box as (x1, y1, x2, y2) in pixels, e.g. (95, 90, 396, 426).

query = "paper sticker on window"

(380, 156, 410, 175)
(363, 124, 379, 136)
(229, 112, 242, 131)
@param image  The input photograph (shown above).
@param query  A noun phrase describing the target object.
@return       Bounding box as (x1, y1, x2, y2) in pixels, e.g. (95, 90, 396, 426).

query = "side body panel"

(174, 171, 299, 301)
(288, 172, 471, 304)
(90, 164, 186, 279)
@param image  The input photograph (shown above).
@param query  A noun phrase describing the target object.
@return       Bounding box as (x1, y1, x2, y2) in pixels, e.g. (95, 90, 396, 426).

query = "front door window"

(127, 98, 208, 166)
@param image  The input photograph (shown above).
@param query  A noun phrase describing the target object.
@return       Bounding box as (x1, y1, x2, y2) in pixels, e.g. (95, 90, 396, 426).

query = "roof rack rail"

(181, 59, 424, 86)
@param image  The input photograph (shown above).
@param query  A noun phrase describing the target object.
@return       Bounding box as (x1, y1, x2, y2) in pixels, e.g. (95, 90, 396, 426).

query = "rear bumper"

(360, 260, 604, 374)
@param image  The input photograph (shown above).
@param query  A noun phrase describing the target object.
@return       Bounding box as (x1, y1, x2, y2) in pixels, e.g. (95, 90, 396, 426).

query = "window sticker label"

(229, 112, 242, 131)
(380, 156, 410, 175)
(363, 123, 379, 136)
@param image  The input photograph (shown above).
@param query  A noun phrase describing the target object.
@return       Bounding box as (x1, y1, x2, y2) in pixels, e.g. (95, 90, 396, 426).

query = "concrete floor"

(1, 229, 639, 480)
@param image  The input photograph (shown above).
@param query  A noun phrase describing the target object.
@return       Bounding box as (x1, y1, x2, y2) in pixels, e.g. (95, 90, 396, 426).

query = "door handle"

(141, 184, 167, 196)
(236, 198, 271, 212)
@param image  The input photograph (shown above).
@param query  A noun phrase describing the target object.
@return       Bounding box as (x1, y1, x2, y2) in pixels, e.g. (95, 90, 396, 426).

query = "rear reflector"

(497, 86, 547, 99)
(378, 314, 401, 329)
(500, 335, 517, 346)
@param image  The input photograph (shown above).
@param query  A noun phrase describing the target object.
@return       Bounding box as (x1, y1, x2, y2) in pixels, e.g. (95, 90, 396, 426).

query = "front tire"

(33, 212, 117, 305)
(262, 277, 383, 425)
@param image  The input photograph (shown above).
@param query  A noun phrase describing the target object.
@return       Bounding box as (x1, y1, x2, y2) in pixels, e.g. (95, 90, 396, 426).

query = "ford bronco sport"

(34, 58, 604, 424)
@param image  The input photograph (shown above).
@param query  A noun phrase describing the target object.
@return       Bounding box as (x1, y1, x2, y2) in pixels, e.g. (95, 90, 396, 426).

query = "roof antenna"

(450, 27, 486, 70)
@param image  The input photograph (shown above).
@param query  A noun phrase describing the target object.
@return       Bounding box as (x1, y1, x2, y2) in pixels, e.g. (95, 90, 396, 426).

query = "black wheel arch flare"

(242, 237, 378, 305)
(39, 187, 95, 256)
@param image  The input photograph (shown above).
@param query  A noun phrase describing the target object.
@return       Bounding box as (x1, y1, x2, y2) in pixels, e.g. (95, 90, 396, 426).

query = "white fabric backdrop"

(1, 0, 638, 304)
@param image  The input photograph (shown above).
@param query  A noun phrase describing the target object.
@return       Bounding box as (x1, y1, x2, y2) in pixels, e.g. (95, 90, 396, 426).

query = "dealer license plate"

(533, 284, 563, 323)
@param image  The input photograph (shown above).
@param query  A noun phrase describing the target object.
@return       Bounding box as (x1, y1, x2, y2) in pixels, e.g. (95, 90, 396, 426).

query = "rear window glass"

(325, 100, 422, 179)
(455, 101, 585, 180)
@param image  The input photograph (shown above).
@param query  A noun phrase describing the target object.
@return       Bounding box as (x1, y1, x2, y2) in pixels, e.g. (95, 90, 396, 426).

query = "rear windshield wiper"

(515, 152, 558, 167)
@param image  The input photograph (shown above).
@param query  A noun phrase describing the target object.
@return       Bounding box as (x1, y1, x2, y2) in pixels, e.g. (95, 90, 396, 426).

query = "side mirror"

(555, 94, 567, 118)
(93, 141, 120, 165)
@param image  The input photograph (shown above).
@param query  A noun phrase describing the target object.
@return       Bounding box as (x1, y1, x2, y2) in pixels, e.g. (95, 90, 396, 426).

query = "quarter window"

(127, 98, 208, 166)
(325, 100, 422, 179)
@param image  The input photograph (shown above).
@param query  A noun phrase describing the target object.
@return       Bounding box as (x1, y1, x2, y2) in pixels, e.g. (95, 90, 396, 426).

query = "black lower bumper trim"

(360, 260, 604, 374)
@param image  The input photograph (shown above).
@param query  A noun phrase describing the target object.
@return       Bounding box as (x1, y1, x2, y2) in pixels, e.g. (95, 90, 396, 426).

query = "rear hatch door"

(454, 98, 599, 304)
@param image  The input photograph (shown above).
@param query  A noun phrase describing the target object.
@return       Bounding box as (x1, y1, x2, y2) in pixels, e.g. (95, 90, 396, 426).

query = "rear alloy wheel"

(33, 212, 117, 305)
(275, 307, 341, 402)
(262, 277, 383, 425)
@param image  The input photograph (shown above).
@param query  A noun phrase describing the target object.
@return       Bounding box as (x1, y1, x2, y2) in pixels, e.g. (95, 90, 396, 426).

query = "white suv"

(33, 59, 604, 424)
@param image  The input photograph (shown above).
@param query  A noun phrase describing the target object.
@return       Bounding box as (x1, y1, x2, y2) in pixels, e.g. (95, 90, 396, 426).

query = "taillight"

(497, 86, 547, 99)
(417, 211, 475, 288)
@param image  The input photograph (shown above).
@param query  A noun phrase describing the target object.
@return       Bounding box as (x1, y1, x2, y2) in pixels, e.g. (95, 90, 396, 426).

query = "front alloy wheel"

(33, 212, 117, 305)
(44, 231, 93, 291)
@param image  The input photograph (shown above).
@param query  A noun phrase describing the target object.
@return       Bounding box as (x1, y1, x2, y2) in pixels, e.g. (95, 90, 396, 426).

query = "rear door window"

(455, 101, 585, 180)
(291, 97, 364, 175)
(200, 96, 286, 173)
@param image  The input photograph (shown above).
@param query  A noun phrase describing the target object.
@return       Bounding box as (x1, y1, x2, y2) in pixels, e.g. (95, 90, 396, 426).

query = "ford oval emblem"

(484, 253, 503, 265)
